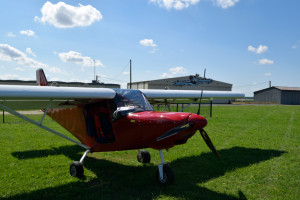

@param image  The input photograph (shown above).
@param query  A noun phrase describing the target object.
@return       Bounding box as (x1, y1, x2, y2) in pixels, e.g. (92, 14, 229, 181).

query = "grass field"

(0, 105, 299, 200)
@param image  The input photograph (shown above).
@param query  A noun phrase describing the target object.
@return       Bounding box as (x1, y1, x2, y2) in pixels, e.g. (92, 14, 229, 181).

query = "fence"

(152, 100, 213, 118)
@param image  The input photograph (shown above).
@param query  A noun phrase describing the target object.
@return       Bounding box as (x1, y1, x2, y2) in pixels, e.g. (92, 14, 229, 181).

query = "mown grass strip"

(0, 105, 299, 200)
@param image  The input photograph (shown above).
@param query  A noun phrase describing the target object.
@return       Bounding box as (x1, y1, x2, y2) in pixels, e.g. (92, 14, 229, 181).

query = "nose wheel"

(156, 164, 174, 185)
(156, 150, 174, 185)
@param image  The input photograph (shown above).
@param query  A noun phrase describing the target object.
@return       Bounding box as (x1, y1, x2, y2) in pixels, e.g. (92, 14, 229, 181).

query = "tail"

(36, 68, 48, 86)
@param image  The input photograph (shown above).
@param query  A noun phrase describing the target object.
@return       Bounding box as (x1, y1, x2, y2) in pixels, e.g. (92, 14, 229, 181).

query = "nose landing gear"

(156, 150, 174, 185)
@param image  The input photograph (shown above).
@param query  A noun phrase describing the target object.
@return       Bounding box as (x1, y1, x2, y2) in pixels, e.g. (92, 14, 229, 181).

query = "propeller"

(199, 128, 220, 159)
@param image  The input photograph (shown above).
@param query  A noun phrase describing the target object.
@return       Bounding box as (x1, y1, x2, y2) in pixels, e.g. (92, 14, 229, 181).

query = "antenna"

(130, 59, 132, 89)
(93, 59, 96, 81)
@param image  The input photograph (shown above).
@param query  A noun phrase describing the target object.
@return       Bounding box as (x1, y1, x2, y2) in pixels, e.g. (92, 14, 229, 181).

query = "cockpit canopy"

(112, 89, 153, 119)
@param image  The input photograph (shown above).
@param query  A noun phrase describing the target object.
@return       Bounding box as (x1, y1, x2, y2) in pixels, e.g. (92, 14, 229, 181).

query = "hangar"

(128, 74, 232, 91)
(254, 86, 300, 105)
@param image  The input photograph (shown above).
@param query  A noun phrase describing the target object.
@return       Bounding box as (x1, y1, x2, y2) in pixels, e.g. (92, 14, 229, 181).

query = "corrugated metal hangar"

(254, 86, 300, 105)
(128, 74, 232, 91)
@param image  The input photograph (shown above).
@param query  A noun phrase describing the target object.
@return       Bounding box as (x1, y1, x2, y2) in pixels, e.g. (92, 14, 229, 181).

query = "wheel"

(156, 165, 174, 185)
(70, 161, 84, 178)
(137, 150, 151, 164)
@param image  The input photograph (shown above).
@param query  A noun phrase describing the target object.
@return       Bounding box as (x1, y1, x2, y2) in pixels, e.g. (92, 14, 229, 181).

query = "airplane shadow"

(8, 146, 286, 200)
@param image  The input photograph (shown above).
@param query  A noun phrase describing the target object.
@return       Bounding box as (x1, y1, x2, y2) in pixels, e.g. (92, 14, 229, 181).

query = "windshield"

(113, 89, 153, 112)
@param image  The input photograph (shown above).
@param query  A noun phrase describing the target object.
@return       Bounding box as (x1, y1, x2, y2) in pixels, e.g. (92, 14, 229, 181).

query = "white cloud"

(0, 44, 66, 74)
(291, 45, 297, 49)
(149, 0, 200, 10)
(35, 1, 102, 28)
(248, 45, 268, 54)
(161, 72, 173, 78)
(0, 74, 20, 80)
(58, 51, 103, 67)
(0, 44, 46, 68)
(122, 71, 130, 75)
(169, 66, 188, 74)
(48, 77, 62, 82)
(149, 0, 239, 10)
(264, 73, 272, 76)
(140, 39, 158, 53)
(7, 32, 16, 37)
(214, 0, 239, 9)
(25, 48, 36, 57)
(161, 66, 188, 78)
(258, 58, 274, 65)
(140, 39, 157, 47)
(48, 66, 66, 74)
(14, 67, 25, 71)
(20, 30, 35, 37)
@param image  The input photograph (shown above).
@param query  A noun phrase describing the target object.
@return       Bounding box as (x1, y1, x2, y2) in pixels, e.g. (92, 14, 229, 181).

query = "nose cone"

(188, 113, 207, 129)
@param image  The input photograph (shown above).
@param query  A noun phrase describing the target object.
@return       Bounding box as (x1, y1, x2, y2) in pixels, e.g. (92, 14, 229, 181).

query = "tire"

(70, 161, 84, 178)
(156, 165, 174, 185)
(137, 150, 151, 164)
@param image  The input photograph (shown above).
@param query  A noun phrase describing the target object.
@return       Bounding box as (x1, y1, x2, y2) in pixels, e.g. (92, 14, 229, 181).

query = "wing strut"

(0, 103, 90, 150)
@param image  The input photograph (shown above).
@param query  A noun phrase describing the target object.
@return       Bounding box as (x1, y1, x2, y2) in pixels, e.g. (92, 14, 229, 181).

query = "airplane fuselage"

(47, 104, 207, 152)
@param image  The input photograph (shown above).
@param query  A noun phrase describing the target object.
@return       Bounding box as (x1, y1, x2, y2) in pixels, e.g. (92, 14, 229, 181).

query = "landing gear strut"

(70, 150, 90, 178)
(156, 150, 174, 185)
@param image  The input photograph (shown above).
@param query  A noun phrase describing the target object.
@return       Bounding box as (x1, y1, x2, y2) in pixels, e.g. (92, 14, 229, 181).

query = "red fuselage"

(47, 106, 207, 152)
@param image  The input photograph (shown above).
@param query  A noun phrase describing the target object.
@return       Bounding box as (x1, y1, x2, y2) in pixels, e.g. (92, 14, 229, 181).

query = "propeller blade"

(156, 123, 192, 141)
(199, 129, 221, 159)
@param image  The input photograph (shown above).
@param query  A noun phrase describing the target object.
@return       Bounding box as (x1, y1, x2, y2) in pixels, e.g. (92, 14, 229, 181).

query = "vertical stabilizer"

(36, 68, 48, 86)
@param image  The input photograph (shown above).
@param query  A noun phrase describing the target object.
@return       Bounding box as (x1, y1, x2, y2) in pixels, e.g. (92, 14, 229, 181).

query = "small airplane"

(0, 69, 244, 185)
(173, 73, 213, 86)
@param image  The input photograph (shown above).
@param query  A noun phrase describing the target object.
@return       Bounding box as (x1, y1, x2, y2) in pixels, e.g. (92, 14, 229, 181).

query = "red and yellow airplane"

(0, 69, 244, 185)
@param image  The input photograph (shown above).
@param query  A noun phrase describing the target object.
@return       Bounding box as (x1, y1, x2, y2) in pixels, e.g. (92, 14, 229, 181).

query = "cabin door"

(85, 101, 115, 144)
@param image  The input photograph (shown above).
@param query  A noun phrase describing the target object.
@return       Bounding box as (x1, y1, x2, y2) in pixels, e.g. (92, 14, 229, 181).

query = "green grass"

(0, 105, 299, 200)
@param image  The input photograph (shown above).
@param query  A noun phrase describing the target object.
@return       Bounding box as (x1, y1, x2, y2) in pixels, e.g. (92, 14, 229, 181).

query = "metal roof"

(273, 86, 300, 91)
(254, 86, 300, 93)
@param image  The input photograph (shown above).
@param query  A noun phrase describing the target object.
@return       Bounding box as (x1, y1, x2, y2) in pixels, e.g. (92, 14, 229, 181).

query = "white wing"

(141, 89, 244, 100)
(0, 85, 116, 110)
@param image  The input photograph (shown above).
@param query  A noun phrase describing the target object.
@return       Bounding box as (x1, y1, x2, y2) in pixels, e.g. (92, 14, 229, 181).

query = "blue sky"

(0, 0, 299, 96)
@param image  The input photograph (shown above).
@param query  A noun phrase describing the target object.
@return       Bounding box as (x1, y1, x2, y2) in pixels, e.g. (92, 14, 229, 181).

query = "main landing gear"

(137, 150, 151, 164)
(70, 150, 90, 178)
(70, 149, 174, 185)
(137, 149, 174, 185)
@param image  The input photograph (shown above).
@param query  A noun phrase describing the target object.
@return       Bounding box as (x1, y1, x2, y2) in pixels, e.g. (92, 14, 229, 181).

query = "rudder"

(36, 68, 48, 86)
